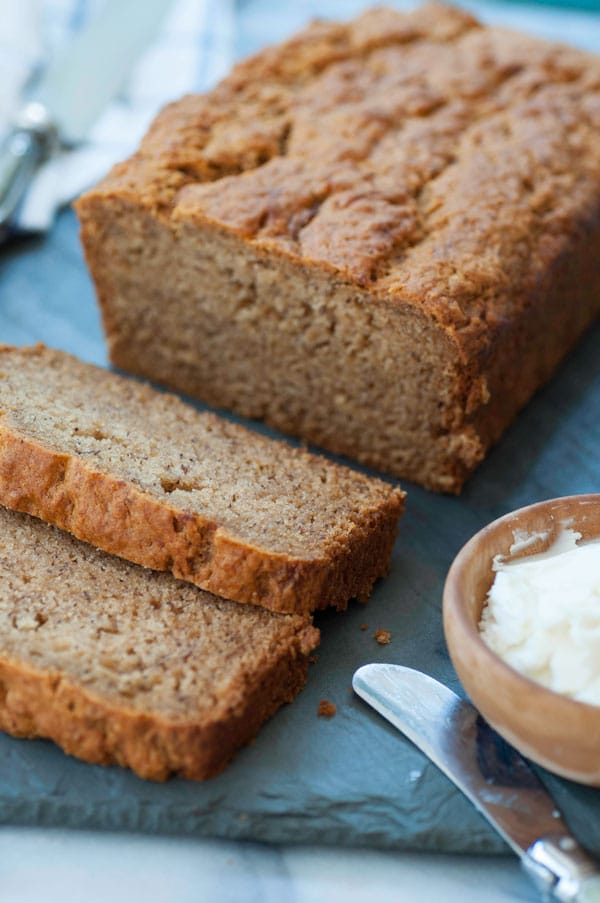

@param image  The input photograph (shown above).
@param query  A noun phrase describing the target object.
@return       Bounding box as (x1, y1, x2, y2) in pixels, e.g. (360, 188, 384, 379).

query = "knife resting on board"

(353, 664, 600, 902)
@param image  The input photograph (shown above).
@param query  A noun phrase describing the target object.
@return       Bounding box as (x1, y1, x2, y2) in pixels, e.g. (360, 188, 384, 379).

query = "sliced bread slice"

(0, 505, 318, 781)
(0, 345, 404, 614)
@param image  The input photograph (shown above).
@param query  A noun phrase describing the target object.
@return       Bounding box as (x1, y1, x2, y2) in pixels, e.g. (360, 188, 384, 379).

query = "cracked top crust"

(90, 3, 600, 339)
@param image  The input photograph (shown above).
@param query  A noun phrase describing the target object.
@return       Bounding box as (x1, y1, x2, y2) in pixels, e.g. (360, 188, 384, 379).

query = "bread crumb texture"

(77, 2, 600, 492)
(0, 345, 404, 614)
(0, 505, 319, 781)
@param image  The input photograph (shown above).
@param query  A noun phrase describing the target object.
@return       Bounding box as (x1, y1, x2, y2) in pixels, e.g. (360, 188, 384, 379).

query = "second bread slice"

(0, 505, 318, 780)
(0, 345, 404, 614)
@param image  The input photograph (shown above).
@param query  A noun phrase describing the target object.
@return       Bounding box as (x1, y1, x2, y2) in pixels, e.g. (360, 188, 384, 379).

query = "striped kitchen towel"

(0, 0, 234, 232)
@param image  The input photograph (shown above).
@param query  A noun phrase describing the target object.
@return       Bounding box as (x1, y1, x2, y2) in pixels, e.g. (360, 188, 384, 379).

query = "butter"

(479, 528, 600, 705)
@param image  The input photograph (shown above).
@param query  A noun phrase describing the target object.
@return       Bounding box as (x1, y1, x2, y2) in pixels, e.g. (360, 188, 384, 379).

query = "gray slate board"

(0, 210, 599, 854)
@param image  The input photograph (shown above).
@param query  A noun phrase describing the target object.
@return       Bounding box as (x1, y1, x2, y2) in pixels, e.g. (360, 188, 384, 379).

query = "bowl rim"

(443, 492, 600, 717)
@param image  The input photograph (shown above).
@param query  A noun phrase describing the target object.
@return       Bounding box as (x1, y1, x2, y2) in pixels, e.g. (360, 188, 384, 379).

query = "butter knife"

(353, 663, 600, 902)
(0, 0, 172, 231)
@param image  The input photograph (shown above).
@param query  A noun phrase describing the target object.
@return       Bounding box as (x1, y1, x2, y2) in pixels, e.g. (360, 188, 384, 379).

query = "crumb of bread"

(360, 623, 368, 631)
(318, 700, 336, 718)
(374, 629, 392, 645)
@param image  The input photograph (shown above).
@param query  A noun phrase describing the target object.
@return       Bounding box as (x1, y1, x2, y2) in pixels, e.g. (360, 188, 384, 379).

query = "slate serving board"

(0, 209, 599, 854)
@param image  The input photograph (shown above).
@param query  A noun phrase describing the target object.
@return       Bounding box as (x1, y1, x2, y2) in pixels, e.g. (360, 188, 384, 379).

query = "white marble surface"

(0, 827, 538, 902)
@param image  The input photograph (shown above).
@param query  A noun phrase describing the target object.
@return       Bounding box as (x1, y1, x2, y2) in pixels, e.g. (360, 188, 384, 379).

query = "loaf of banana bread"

(76, 2, 600, 492)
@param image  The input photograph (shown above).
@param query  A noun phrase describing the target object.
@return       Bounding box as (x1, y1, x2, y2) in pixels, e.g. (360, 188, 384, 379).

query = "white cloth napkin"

(0, 0, 234, 232)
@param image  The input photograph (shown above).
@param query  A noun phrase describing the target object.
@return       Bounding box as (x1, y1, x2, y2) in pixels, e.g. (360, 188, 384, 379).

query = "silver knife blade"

(353, 663, 600, 902)
(33, 0, 173, 144)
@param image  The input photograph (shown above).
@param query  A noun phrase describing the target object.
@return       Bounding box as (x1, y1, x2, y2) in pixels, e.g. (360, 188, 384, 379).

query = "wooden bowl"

(443, 494, 600, 785)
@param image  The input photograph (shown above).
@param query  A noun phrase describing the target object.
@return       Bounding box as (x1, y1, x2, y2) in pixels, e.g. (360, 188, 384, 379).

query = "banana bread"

(0, 345, 404, 615)
(0, 505, 318, 781)
(76, 2, 600, 492)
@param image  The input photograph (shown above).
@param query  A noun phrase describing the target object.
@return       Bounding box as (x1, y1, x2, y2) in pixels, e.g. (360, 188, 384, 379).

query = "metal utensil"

(353, 663, 600, 902)
(0, 0, 173, 230)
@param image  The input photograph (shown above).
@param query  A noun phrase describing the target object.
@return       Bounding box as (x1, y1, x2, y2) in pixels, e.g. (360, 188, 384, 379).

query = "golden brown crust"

(0, 446, 403, 615)
(0, 506, 320, 781)
(0, 634, 315, 781)
(0, 346, 404, 613)
(76, 3, 600, 492)
(82, 2, 600, 295)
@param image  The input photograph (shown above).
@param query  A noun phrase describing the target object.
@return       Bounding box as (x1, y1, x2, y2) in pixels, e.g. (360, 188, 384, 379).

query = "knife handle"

(0, 102, 57, 231)
(525, 835, 600, 902)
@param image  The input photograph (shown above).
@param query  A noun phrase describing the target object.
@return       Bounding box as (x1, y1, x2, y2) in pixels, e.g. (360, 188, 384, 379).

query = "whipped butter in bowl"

(443, 495, 600, 785)
(480, 528, 600, 705)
